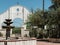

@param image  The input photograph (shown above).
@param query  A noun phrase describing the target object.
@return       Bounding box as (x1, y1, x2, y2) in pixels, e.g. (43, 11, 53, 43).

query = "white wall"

(0, 5, 30, 37)
(0, 39, 36, 45)
(0, 5, 30, 29)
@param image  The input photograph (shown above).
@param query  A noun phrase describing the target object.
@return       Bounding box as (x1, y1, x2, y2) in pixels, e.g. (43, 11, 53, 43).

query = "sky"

(0, 0, 52, 13)
(0, 0, 52, 27)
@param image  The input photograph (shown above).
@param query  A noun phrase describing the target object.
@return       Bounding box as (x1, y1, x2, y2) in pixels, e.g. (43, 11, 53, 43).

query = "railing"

(0, 38, 36, 45)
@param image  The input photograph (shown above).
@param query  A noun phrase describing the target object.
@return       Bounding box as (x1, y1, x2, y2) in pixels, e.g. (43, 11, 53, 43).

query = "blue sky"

(0, 0, 52, 27)
(0, 0, 52, 13)
(13, 18, 23, 27)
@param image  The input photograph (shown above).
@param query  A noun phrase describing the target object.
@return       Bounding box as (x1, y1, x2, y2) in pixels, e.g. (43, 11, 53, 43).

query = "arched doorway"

(13, 18, 23, 27)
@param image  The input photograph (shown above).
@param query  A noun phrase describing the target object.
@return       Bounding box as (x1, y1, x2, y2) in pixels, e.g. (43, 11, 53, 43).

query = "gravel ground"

(37, 41, 60, 45)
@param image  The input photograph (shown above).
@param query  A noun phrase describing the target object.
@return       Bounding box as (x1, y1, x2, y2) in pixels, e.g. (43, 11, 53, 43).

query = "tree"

(49, 0, 60, 10)
(26, 9, 46, 38)
(27, 9, 45, 28)
(52, 0, 60, 4)
(48, 0, 60, 38)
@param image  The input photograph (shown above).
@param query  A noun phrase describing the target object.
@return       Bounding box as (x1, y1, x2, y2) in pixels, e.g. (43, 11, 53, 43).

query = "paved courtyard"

(37, 41, 60, 45)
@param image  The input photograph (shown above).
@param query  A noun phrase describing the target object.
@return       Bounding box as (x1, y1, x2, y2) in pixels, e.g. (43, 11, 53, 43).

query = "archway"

(12, 18, 23, 27)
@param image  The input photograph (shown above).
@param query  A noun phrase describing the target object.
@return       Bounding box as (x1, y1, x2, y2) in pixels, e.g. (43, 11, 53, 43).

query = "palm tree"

(52, 0, 60, 4)
(49, 0, 60, 10)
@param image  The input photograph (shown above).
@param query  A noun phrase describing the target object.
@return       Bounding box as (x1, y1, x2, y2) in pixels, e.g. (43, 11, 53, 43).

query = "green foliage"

(24, 34, 28, 37)
(52, 0, 60, 4)
(46, 0, 60, 38)
(26, 3, 60, 38)
(29, 28, 38, 37)
(0, 32, 3, 37)
(37, 29, 43, 38)
(27, 9, 45, 28)
(37, 33, 43, 38)
(50, 0, 60, 10)
(12, 27, 21, 34)
(26, 9, 46, 38)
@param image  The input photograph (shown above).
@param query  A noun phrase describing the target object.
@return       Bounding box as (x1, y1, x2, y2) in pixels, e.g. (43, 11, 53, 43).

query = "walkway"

(37, 41, 60, 45)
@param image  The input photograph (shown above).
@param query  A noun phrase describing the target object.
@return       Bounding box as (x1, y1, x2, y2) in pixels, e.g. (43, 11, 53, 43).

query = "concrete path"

(37, 41, 60, 45)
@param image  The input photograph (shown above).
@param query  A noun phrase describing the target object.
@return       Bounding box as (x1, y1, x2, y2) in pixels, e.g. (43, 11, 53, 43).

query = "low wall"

(0, 38, 36, 45)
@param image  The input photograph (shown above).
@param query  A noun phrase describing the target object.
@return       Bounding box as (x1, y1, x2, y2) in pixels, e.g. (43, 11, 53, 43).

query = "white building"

(0, 4, 30, 37)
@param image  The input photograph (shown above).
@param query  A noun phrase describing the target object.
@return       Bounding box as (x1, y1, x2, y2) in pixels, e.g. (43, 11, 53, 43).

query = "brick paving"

(37, 41, 60, 45)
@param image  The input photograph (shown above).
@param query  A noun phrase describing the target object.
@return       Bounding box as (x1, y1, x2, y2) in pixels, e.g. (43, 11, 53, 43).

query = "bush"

(37, 33, 43, 39)
(0, 32, 3, 37)
(12, 28, 21, 34)
(24, 34, 28, 37)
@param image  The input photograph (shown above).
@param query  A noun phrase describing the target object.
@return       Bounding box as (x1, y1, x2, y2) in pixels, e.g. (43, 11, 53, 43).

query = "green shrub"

(24, 34, 28, 37)
(0, 32, 3, 37)
(12, 28, 21, 34)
